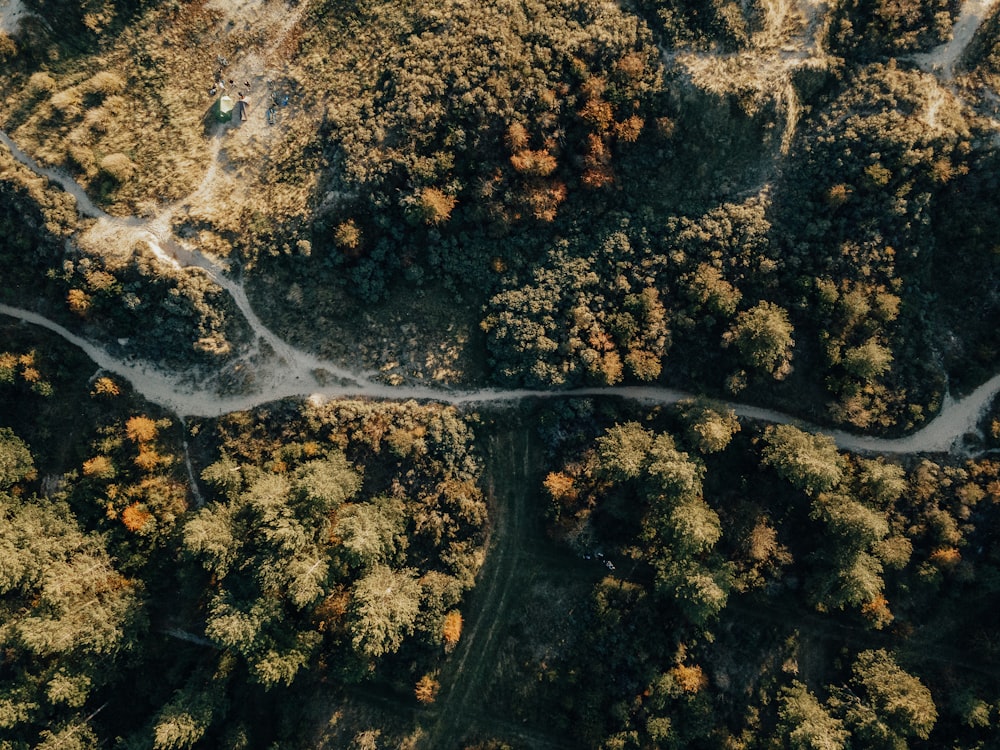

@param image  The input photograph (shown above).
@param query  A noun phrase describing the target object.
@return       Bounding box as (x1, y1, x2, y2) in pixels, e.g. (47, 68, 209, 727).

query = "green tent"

(216, 95, 234, 122)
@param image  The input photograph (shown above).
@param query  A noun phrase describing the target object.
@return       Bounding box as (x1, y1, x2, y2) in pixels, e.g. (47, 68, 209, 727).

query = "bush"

(82, 71, 126, 98)
(98, 152, 136, 182)
(26, 72, 56, 96)
(0, 32, 17, 62)
(335, 219, 362, 252)
(409, 187, 457, 226)
(49, 88, 84, 120)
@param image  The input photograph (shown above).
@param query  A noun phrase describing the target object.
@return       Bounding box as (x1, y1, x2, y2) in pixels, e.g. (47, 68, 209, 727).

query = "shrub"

(27, 72, 56, 96)
(83, 71, 126, 97)
(99, 153, 136, 182)
(125, 416, 158, 444)
(410, 187, 457, 226)
(82, 455, 115, 479)
(334, 219, 362, 252)
(0, 33, 17, 62)
(509, 149, 557, 177)
(414, 674, 440, 704)
(91, 377, 120, 397)
(67, 144, 97, 176)
(442, 611, 463, 650)
(67, 288, 92, 317)
(121, 503, 153, 532)
(49, 88, 84, 120)
(614, 115, 644, 143)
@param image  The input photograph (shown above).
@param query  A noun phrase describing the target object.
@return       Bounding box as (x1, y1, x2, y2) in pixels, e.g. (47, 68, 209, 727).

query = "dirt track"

(418, 418, 577, 750)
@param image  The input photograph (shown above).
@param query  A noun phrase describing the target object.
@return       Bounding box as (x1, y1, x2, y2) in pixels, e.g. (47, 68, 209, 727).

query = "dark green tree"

(778, 681, 849, 750)
(761, 425, 844, 496)
(723, 301, 795, 380)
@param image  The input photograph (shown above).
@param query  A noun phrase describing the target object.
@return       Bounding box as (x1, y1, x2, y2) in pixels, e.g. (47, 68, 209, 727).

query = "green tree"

(293, 454, 362, 514)
(762, 425, 844, 496)
(0, 493, 144, 747)
(199, 454, 243, 500)
(0, 427, 34, 489)
(839, 649, 937, 747)
(686, 262, 742, 318)
(812, 492, 889, 548)
(596, 422, 653, 480)
(35, 721, 99, 750)
(805, 490, 892, 617)
(723, 301, 795, 380)
(184, 455, 362, 686)
(668, 561, 732, 625)
(334, 497, 407, 570)
(842, 338, 893, 381)
(152, 687, 217, 750)
(778, 681, 849, 750)
(350, 565, 422, 658)
(645, 433, 704, 499)
(854, 458, 907, 509)
(681, 399, 741, 454)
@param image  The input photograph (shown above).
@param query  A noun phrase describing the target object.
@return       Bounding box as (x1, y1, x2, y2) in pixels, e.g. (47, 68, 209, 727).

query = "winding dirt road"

(4, 299, 1000, 454)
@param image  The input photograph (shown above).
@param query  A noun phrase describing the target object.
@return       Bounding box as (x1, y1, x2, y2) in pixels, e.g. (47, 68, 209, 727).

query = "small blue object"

(281, 95, 289, 107)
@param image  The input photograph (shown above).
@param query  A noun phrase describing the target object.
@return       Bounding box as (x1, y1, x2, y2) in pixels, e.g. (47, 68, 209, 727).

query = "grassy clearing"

(3, 4, 218, 212)
(1, 0, 321, 227)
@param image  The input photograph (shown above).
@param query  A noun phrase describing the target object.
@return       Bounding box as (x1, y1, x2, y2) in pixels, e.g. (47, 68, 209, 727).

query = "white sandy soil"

(0, 0, 28, 36)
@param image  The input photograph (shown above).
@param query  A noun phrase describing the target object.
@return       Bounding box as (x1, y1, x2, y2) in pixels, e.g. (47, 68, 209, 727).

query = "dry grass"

(2, 0, 317, 241)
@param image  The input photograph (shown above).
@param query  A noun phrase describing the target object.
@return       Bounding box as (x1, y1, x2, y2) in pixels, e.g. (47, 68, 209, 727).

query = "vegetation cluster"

(2, 0, 998, 433)
(471, 398, 1000, 749)
(0, 334, 487, 748)
(2, 0, 1000, 747)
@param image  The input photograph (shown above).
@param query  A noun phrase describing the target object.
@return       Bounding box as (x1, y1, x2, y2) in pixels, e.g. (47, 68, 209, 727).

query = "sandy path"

(0, 130, 111, 221)
(4, 302, 1000, 456)
(913, 0, 999, 79)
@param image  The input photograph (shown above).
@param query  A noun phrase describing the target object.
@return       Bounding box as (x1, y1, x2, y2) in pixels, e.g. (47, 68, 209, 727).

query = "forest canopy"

(2, 0, 1000, 747)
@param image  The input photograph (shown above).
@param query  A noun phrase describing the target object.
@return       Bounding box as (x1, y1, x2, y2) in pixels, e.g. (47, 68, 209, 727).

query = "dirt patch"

(0, 0, 28, 36)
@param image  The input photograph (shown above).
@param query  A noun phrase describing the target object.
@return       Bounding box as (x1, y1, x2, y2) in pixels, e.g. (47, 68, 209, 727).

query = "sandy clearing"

(0, 0, 28, 36)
